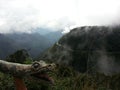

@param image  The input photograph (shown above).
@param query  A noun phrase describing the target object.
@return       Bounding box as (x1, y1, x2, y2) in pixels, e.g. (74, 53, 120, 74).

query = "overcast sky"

(0, 0, 120, 33)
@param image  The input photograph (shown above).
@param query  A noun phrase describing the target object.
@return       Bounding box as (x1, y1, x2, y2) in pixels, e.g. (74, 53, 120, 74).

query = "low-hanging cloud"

(0, 0, 120, 33)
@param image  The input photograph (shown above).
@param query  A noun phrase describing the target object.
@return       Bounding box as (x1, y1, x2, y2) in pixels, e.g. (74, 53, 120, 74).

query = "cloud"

(0, 0, 120, 33)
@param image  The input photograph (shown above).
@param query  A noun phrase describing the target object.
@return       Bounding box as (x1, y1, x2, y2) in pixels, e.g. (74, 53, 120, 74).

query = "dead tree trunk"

(0, 60, 33, 77)
(0, 59, 55, 89)
(0, 59, 55, 77)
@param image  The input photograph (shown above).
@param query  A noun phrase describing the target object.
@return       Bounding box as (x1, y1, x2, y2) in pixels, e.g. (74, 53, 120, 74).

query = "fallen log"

(0, 60, 55, 90)
(0, 60, 55, 78)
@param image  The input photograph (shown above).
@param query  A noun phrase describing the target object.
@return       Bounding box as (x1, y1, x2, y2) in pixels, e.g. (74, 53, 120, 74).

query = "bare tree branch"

(0, 60, 55, 77)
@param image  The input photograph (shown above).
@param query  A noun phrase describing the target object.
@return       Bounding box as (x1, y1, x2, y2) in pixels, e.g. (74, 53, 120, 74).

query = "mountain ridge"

(0, 30, 62, 59)
(40, 26, 120, 74)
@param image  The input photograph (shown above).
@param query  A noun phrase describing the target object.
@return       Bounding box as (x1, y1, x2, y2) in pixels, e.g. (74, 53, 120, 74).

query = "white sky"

(0, 0, 120, 33)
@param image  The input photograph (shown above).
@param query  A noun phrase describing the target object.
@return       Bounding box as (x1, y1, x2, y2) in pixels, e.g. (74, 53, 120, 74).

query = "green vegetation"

(1, 26, 120, 90)
(0, 49, 120, 90)
(0, 66, 120, 90)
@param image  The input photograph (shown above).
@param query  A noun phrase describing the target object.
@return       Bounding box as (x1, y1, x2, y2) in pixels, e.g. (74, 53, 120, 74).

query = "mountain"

(0, 31, 62, 59)
(40, 26, 120, 74)
(45, 30, 63, 43)
(32, 28, 63, 42)
(31, 28, 53, 35)
(0, 34, 17, 59)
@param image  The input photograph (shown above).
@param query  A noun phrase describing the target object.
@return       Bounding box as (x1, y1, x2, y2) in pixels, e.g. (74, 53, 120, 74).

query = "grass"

(0, 65, 120, 90)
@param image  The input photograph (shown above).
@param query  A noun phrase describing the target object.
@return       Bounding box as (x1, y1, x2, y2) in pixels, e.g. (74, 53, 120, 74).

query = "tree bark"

(0, 59, 34, 77)
(14, 77, 27, 90)
(0, 59, 55, 89)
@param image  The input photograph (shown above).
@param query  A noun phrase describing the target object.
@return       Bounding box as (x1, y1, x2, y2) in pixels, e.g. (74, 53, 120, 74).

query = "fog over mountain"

(0, 29, 62, 59)
(0, 0, 120, 72)
(40, 26, 120, 75)
(0, 0, 120, 34)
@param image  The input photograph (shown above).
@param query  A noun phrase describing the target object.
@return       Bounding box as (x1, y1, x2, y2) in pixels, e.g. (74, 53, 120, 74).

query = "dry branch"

(0, 60, 55, 77)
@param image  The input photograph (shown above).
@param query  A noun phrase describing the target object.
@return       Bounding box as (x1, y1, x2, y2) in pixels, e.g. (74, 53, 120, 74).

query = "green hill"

(40, 26, 120, 74)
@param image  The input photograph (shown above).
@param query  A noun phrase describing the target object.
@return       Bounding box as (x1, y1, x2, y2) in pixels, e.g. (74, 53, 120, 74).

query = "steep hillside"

(40, 26, 120, 74)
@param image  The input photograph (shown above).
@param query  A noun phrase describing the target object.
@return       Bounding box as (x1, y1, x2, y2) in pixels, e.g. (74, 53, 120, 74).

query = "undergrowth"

(0, 65, 120, 90)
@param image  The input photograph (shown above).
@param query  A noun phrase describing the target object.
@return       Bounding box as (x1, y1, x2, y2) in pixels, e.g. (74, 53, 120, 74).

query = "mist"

(97, 49, 120, 75)
(0, 0, 120, 33)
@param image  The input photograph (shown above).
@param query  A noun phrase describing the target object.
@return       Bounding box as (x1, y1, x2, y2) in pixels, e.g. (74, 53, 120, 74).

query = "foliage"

(1, 26, 120, 89)
(0, 65, 120, 90)
(6, 49, 32, 64)
(0, 72, 14, 90)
